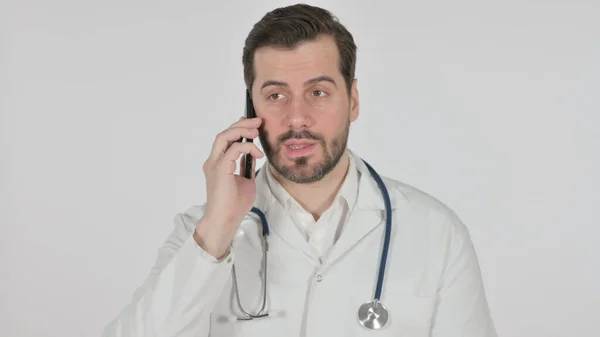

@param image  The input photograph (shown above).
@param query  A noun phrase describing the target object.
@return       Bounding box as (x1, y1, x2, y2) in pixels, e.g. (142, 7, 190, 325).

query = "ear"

(349, 78, 359, 122)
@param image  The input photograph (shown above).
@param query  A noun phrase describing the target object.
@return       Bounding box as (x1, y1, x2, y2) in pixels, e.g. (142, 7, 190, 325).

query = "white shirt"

(264, 155, 359, 262)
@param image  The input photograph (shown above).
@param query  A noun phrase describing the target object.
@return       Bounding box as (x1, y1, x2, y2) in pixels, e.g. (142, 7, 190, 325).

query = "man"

(103, 4, 497, 337)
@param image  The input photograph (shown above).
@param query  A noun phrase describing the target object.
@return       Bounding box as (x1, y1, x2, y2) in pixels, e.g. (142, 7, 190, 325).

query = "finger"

(218, 118, 261, 145)
(209, 127, 260, 161)
(217, 142, 264, 174)
(240, 153, 245, 177)
(229, 116, 262, 128)
(217, 142, 264, 175)
(223, 142, 264, 162)
(229, 116, 244, 128)
(226, 117, 262, 147)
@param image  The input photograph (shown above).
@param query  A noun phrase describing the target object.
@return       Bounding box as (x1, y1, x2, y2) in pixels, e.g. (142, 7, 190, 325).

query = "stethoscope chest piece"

(357, 300, 389, 330)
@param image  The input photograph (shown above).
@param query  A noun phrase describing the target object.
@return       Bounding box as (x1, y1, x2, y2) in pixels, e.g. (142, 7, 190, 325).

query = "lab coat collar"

(253, 149, 408, 213)
(349, 149, 408, 210)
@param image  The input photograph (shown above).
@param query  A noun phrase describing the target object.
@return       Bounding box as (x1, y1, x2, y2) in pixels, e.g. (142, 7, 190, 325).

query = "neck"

(270, 151, 351, 220)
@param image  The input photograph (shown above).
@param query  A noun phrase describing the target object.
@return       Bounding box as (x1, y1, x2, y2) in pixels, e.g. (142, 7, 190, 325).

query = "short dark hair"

(242, 4, 357, 95)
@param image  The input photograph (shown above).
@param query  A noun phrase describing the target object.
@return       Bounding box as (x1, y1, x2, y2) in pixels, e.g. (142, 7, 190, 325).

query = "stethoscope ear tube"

(250, 206, 269, 236)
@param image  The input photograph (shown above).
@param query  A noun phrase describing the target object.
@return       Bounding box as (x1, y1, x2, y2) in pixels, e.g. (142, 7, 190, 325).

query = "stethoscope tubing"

(234, 159, 392, 322)
(362, 160, 392, 301)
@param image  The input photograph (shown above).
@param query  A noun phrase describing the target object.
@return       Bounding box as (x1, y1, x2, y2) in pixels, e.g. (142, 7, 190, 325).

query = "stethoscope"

(230, 159, 392, 330)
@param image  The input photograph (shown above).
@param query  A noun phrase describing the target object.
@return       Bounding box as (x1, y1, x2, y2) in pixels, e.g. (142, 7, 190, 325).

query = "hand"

(194, 117, 265, 258)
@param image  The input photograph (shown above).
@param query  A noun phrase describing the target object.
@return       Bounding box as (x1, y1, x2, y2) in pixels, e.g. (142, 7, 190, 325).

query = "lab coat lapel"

(324, 207, 383, 267)
(323, 155, 407, 268)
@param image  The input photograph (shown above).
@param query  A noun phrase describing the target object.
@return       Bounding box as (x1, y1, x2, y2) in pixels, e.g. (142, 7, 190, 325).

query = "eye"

(312, 90, 327, 97)
(268, 93, 285, 101)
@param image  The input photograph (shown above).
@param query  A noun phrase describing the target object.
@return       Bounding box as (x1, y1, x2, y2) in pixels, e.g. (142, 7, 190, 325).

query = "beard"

(258, 121, 349, 184)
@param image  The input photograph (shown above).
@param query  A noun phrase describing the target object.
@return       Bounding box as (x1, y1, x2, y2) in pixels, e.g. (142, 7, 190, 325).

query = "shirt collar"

(253, 148, 408, 214)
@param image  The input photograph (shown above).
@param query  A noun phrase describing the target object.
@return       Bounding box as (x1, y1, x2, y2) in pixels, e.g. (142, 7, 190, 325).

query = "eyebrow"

(260, 75, 338, 91)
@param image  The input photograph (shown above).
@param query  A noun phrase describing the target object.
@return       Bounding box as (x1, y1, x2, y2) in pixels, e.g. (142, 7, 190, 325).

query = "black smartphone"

(243, 89, 256, 179)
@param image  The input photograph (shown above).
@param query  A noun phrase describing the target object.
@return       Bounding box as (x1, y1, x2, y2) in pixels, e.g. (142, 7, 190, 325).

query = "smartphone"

(243, 89, 256, 179)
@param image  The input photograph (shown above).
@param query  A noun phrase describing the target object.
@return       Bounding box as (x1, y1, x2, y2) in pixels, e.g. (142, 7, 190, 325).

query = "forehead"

(252, 35, 341, 86)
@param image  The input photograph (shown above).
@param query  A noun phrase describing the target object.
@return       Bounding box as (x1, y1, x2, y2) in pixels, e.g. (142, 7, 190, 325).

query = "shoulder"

(381, 175, 468, 234)
(380, 175, 479, 278)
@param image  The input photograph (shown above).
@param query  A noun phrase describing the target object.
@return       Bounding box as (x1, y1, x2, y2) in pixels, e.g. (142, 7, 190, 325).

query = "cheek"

(258, 118, 282, 142)
(321, 113, 347, 133)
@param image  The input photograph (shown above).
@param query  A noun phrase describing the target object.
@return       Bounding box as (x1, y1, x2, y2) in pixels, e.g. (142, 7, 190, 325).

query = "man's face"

(251, 35, 359, 184)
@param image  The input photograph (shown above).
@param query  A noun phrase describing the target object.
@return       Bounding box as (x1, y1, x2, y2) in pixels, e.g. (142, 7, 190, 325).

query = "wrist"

(194, 217, 233, 259)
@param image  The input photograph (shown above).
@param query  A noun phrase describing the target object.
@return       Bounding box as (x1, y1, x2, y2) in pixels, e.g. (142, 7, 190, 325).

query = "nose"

(284, 97, 314, 129)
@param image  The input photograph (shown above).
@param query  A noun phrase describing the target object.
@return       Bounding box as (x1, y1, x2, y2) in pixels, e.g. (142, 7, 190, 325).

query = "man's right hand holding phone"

(194, 116, 264, 259)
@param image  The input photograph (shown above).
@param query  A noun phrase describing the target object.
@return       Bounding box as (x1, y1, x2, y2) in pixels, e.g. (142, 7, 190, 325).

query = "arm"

(102, 207, 234, 337)
(430, 212, 498, 337)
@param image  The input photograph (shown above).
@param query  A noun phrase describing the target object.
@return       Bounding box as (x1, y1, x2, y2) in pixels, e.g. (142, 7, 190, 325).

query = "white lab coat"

(103, 152, 497, 337)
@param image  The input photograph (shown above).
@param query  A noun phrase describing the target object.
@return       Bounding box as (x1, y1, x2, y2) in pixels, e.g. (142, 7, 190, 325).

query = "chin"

(273, 153, 333, 184)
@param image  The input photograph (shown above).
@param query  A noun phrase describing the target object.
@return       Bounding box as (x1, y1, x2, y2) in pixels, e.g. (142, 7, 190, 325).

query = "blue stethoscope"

(230, 159, 392, 330)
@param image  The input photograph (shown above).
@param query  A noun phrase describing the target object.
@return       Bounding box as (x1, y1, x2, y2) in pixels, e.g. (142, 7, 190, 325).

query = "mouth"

(282, 140, 317, 158)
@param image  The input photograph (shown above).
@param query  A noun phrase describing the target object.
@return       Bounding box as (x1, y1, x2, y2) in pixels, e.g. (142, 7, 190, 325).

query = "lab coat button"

(316, 274, 323, 282)
(227, 257, 232, 263)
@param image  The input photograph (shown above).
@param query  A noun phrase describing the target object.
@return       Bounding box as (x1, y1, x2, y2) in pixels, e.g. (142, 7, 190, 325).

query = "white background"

(1, 0, 599, 336)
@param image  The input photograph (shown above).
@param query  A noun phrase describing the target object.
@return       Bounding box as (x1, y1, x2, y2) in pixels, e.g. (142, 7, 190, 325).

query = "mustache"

(277, 130, 322, 144)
